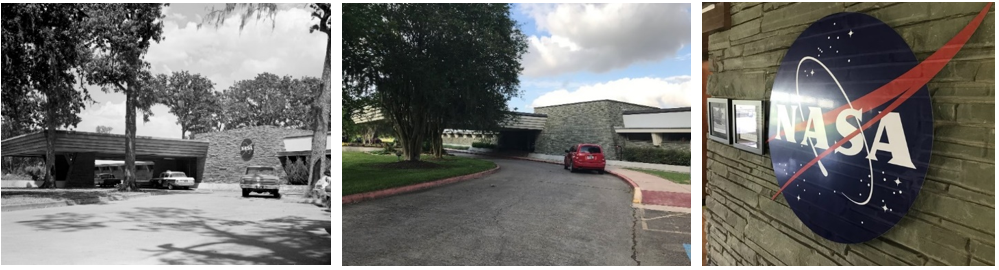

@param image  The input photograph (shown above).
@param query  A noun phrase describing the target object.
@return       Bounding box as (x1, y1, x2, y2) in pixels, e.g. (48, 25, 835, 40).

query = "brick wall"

(534, 100, 659, 160)
(706, 3, 994, 266)
(192, 126, 312, 184)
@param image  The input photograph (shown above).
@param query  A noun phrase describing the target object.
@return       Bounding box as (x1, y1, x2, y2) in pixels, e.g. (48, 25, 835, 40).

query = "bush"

(622, 147, 690, 166)
(471, 142, 496, 149)
(443, 144, 469, 150)
(382, 141, 396, 152)
(24, 165, 46, 181)
(284, 158, 310, 185)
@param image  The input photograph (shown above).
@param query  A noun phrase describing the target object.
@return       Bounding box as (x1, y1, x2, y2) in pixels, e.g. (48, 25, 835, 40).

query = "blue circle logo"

(767, 12, 934, 243)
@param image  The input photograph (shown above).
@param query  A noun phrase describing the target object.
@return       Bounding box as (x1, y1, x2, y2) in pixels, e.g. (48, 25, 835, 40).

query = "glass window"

(580, 145, 602, 154)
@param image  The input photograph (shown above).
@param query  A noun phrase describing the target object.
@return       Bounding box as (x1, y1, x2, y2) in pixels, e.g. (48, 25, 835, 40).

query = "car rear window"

(580, 145, 602, 153)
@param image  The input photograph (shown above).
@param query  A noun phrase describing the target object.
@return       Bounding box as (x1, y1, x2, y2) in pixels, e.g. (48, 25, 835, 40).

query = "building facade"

(192, 126, 311, 184)
(704, 2, 994, 266)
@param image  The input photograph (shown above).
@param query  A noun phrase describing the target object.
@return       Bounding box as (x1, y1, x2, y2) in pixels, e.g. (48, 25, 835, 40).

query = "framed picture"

(731, 100, 765, 154)
(707, 98, 731, 144)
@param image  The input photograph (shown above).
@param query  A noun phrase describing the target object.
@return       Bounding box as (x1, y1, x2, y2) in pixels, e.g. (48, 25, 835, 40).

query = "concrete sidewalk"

(609, 168, 691, 213)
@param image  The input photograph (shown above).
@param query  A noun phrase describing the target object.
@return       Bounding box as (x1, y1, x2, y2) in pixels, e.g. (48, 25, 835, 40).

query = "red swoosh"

(772, 3, 993, 200)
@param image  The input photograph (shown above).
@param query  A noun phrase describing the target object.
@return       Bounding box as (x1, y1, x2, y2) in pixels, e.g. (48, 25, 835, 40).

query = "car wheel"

(569, 161, 576, 173)
(273, 191, 281, 199)
(167, 183, 174, 190)
(242, 189, 250, 197)
(598, 169, 605, 175)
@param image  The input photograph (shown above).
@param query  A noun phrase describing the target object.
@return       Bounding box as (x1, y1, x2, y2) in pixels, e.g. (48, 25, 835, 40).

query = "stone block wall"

(192, 126, 312, 184)
(534, 100, 658, 160)
(706, 3, 994, 266)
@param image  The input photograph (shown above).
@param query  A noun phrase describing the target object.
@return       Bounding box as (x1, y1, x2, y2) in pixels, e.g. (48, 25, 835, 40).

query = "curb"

(453, 150, 643, 204)
(1, 192, 152, 212)
(342, 165, 501, 205)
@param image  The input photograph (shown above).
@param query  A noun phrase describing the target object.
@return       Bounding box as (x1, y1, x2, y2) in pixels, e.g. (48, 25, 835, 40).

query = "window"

(580, 145, 602, 154)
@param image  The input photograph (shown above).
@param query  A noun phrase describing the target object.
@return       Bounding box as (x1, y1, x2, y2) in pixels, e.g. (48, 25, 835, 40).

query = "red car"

(564, 144, 606, 174)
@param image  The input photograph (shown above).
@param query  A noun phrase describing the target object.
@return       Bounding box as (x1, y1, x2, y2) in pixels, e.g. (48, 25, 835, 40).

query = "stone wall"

(706, 3, 994, 266)
(534, 100, 658, 160)
(192, 126, 312, 184)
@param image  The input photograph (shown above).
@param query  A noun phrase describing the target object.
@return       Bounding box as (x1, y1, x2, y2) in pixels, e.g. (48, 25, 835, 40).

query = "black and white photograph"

(706, 98, 730, 143)
(731, 99, 763, 154)
(1, 3, 331, 265)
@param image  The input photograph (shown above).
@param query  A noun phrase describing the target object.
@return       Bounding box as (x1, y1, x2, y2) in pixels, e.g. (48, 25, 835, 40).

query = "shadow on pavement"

(16, 207, 330, 265)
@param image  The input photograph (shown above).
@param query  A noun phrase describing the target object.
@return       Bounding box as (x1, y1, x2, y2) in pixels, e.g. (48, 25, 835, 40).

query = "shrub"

(471, 142, 496, 149)
(24, 165, 46, 181)
(285, 158, 310, 185)
(443, 144, 469, 150)
(622, 147, 691, 166)
(382, 141, 395, 152)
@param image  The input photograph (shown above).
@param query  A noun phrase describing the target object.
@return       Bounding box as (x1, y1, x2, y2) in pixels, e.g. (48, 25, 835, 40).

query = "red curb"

(642, 190, 691, 208)
(605, 170, 640, 190)
(342, 165, 501, 204)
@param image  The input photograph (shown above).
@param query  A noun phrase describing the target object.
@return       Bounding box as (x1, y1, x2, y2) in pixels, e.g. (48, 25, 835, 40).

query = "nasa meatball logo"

(240, 139, 254, 161)
(767, 5, 990, 243)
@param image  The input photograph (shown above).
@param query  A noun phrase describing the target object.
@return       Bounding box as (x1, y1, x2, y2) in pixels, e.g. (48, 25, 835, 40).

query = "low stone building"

(192, 126, 311, 184)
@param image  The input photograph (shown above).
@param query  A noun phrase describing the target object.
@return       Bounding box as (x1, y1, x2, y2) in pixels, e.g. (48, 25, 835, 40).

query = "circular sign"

(767, 13, 933, 243)
(240, 139, 254, 161)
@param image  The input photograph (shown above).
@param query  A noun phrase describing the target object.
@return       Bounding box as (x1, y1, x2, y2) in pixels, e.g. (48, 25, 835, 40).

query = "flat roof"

(283, 132, 332, 140)
(533, 99, 660, 110)
(1, 130, 209, 158)
(622, 107, 693, 115)
(509, 111, 547, 118)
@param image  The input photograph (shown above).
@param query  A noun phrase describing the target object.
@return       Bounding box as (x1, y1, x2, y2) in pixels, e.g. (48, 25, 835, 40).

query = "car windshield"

(246, 167, 274, 174)
(580, 145, 602, 154)
(167, 172, 186, 177)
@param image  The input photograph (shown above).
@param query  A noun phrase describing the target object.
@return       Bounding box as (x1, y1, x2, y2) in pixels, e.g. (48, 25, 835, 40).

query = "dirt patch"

(373, 161, 446, 170)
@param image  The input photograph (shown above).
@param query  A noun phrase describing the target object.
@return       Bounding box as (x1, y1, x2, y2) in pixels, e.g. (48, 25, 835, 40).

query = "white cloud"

(145, 6, 327, 91)
(73, 100, 183, 139)
(529, 76, 693, 110)
(520, 3, 690, 77)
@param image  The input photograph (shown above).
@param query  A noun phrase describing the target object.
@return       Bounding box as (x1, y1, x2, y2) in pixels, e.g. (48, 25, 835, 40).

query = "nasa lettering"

(766, 7, 990, 244)
(240, 139, 254, 161)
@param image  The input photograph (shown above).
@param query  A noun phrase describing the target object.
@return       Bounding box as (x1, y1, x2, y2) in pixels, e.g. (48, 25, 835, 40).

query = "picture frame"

(731, 100, 765, 155)
(707, 98, 731, 144)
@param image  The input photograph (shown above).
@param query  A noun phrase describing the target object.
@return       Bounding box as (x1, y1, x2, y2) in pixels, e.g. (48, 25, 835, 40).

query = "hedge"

(471, 142, 496, 149)
(622, 147, 690, 166)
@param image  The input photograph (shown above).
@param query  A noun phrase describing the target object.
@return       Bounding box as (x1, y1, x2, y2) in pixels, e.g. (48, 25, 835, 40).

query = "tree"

(342, 4, 527, 161)
(155, 71, 221, 139)
(82, 3, 166, 191)
(217, 73, 319, 130)
(95, 125, 113, 134)
(2, 3, 97, 188)
(202, 3, 331, 197)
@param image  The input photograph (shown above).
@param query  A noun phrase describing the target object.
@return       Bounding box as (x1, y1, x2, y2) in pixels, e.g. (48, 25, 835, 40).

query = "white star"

(849, 30, 854, 37)
(797, 195, 801, 201)
(882, 205, 888, 212)
(899, 190, 903, 194)
(827, 36, 830, 39)
(837, 36, 840, 39)
(847, 59, 851, 62)
(810, 70, 814, 75)
(861, 221, 864, 224)
(894, 178, 901, 186)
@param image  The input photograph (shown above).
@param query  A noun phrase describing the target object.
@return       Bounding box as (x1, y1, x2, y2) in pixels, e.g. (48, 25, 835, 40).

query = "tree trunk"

(120, 91, 139, 192)
(306, 37, 332, 197)
(181, 125, 187, 140)
(39, 105, 57, 189)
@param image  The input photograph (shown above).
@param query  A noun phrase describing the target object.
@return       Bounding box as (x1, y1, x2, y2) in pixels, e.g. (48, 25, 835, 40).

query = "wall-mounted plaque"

(731, 100, 765, 154)
(707, 98, 731, 144)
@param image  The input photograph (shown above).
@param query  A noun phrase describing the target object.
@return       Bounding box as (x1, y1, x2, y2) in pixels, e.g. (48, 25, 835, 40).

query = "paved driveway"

(342, 155, 689, 265)
(1, 192, 331, 265)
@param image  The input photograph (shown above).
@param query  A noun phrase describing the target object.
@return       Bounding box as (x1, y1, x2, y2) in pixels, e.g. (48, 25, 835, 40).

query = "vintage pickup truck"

(150, 171, 196, 190)
(240, 166, 281, 198)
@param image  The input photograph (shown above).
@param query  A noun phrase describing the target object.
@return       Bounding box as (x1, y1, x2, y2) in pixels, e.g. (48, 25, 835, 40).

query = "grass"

(626, 168, 691, 185)
(342, 151, 495, 196)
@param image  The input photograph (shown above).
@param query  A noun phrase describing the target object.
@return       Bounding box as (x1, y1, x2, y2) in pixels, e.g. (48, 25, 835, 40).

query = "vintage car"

(240, 166, 281, 198)
(94, 173, 121, 188)
(150, 171, 196, 190)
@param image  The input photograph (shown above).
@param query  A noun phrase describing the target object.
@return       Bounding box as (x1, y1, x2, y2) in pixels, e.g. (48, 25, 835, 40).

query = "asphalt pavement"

(342, 155, 690, 265)
(1, 191, 331, 265)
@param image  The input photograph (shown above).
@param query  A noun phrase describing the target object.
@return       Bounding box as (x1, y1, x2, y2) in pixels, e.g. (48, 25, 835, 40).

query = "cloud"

(529, 76, 693, 110)
(73, 100, 183, 139)
(145, 5, 327, 91)
(520, 3, 691, 77)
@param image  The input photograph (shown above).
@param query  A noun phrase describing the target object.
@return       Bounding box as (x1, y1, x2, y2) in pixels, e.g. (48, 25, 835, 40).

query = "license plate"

(587, 155, 594, 160)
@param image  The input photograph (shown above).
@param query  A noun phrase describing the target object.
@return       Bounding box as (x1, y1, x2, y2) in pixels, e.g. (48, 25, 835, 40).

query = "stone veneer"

(706, 3, 994, 266)
(533, 100, 659, 160)
(192, 126, 312, 184)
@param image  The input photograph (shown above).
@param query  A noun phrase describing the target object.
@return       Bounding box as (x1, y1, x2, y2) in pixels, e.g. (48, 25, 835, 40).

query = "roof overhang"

(614, 128, 692, 133)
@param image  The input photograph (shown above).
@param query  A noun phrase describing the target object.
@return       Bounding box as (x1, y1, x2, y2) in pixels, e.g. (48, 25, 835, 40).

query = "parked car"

(95, 173, 121, 188)
(240, 166, 281, 198)
(564, 143, 606, 174)
(151, 171, 196, 190)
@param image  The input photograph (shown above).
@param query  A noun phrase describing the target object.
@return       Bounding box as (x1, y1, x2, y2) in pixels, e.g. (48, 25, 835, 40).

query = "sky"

(71, 3, 327, 139)
(508, 3, 693, 112)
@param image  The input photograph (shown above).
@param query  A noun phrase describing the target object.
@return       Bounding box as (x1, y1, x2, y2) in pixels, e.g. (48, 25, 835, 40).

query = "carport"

(496, 112, 546, 152)
(1, 130, 209, 188)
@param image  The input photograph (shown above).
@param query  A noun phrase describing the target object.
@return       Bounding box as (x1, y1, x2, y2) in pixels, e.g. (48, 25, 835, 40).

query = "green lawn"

(626, 168, 691, 185)
(342, 151, 495, 196)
